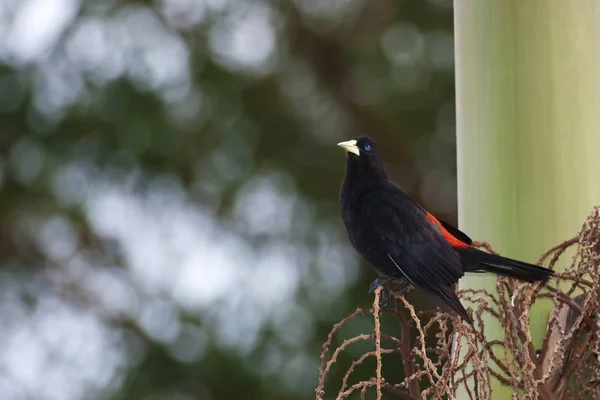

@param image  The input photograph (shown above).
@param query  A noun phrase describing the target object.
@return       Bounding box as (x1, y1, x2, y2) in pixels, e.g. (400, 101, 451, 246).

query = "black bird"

(337, 136, 553, 323)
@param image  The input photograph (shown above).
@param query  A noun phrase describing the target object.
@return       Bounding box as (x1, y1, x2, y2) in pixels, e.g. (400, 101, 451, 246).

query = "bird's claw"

(378, 291, 391, 309)
(368, 276, 396, 294)
(391, 279, 411, 296)
(369, 276, 411, 309)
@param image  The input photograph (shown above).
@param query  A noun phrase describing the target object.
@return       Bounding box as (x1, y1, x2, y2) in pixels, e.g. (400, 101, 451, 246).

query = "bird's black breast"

(341, 182, 464, 287)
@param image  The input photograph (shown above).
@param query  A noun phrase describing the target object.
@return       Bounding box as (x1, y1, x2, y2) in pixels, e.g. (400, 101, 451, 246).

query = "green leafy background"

(0, 0, 456, 399)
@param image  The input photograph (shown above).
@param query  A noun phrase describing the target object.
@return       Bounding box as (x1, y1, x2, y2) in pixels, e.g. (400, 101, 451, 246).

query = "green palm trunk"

(454, 0, 600, 397)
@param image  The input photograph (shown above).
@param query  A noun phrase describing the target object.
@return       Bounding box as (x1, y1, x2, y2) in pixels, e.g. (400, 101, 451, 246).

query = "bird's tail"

(457, 248, 553, 283)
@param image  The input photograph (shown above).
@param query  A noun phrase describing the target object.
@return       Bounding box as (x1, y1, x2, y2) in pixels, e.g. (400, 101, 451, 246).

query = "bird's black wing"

(363, 185, 470, 321)
(436, 217, 473, 245)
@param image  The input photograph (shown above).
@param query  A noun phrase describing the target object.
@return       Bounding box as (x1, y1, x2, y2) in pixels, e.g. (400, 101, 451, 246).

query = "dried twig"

(373, 287, 383, 400)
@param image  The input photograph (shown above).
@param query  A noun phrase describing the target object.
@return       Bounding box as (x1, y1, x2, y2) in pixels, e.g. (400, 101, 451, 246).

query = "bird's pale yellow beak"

(337, 139, 360, 156)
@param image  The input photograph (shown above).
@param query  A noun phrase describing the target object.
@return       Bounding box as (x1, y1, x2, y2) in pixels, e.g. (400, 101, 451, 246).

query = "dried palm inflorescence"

(316, 207, 600, 400)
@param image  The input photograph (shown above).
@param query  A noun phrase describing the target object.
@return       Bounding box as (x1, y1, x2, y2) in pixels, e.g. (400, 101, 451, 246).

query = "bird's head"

(337, 136, 387, 180)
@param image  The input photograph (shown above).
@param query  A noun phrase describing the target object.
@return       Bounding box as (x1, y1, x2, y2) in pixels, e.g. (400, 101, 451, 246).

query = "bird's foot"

(368, 276, 396, 294)
(378, 291, 391, 309)
(390, 279, 411, 297)
(369, 276, 410, 309)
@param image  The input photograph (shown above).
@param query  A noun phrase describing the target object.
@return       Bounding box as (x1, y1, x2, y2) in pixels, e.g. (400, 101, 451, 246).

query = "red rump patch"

(426, 213, 470, 248)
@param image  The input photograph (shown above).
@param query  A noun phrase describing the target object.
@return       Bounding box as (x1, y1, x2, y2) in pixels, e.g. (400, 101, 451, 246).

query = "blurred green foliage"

(0, 0, 455, 399)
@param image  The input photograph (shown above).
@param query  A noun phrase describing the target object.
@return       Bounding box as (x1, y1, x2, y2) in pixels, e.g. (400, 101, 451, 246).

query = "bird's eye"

(364, 144, 371, 151)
